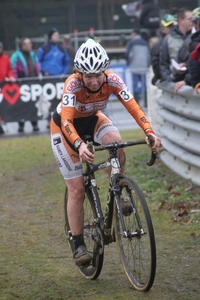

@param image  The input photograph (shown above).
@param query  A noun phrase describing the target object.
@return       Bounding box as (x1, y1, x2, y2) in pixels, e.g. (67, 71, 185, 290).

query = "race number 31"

(62, 94, 76, 107)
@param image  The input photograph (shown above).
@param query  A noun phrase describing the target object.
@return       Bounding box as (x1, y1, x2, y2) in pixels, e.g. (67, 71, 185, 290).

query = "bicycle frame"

(83, 145, 134, 244)
(83, 157, 112, 243)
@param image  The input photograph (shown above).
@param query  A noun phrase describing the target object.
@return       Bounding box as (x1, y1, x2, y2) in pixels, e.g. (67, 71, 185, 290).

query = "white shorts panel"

(51, 133, 83, 180)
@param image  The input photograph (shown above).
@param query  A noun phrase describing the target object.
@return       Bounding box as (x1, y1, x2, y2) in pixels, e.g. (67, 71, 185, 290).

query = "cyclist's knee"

(66, 178, 85, 197)
(102, 132, 122, 144)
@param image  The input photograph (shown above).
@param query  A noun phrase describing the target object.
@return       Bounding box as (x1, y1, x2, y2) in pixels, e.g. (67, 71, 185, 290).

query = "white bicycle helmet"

(74, 38, 110, 73)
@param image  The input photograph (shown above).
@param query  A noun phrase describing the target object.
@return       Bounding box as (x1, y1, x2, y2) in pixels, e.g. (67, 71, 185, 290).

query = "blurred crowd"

(0, 28, 75, 132)
(149, 6, 200, 94)
(125, 4, 200, 105)
(1, 3, 200, 133)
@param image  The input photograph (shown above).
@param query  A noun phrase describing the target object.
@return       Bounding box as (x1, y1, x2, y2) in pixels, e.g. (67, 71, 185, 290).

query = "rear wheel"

(64, 187, 104, 280)
(113, 176, 156, 291)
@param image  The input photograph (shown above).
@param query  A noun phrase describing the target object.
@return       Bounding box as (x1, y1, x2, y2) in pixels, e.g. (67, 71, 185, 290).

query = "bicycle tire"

(64, 187, 104, 280)
(113, 175, 156, 291)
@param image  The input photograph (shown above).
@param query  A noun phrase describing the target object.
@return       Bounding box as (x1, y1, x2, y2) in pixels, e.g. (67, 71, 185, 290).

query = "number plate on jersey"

(119, 88, 132, 102)
(62, 94, 76, 107)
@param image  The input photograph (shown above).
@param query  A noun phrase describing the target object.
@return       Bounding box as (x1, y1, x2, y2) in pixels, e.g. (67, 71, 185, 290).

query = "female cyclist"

(50, 38, 162, 266)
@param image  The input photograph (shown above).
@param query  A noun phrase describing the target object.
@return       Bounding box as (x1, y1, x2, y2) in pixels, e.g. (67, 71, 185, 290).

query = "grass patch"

(0, 130, 199, 300)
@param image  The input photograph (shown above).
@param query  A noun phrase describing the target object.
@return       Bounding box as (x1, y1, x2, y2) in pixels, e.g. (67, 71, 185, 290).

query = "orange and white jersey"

(52, 69, 153, 145)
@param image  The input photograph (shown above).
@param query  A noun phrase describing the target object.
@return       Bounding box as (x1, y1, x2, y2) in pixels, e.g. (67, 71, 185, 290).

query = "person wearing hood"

(37, 28, 70, 76)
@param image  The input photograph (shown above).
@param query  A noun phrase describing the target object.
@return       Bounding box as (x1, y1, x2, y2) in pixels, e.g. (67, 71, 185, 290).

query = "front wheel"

(113, 176, 156, 291)
(64, 187, 104, 280)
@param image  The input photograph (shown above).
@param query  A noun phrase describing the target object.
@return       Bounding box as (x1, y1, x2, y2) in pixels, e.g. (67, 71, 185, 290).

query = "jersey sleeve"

(106, 71, 154, 134)
(118, 92, 154, 134)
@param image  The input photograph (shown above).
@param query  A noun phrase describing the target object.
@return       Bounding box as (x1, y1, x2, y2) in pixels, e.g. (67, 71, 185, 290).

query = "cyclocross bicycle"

(64, 135, 157, 291)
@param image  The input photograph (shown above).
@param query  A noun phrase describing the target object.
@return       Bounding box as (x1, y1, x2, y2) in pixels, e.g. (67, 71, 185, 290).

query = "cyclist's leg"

(66, 177, 92, 266)
(50, 120, 91, 265)
(66, 176, 85, 237)
(93, 111, 120, 144)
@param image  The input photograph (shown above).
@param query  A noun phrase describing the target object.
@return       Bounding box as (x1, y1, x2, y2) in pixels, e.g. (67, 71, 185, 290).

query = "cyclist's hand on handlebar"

(145, 134, 162, 154)
(79, 142, 94, 164)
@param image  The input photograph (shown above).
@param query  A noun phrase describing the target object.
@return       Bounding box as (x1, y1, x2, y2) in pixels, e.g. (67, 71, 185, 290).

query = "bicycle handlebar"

(94, 139, 146, 151)
(88, 136, 158, 166)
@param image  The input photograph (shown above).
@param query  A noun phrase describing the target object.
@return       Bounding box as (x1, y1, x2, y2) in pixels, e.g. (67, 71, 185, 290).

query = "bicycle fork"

(112, 175, 145, 240)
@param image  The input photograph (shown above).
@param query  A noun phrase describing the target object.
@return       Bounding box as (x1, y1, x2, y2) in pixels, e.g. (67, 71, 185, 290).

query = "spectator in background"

(125, 27, 150, 106)
(175, 7, 200, 92)
(191, 7, 200, 38)
(177, 8, 200, 65)
(188, 44, 200, 87)
(192, 7, 200, 33)
(62, 34, 75, 74)
(139, 0, 160, 40)
(159, 7, 193, 83)
(150, 13, 176, 84)
(0, 42, 15, 82)
(0, 42, 15, 134)
(174, 43, 200, 93)
(37, 28, 71, 128)
(147, 12, 177, 137)
(37, 28, 70, 76)
(11, 37, 40, 133)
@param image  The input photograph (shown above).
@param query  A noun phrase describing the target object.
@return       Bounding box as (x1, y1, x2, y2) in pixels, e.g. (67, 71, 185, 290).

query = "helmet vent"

(80, 63, 87, 71)
(85, 48, 89, 58)
(93, 47, 98, 57)
(96, 62, 103, 71)
(90, 57, 94, 67)
(85, 62, 90, 70)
